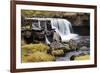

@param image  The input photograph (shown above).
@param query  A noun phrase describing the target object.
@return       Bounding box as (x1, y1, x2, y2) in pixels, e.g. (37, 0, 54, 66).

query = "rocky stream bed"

(21, 36, 90, 62)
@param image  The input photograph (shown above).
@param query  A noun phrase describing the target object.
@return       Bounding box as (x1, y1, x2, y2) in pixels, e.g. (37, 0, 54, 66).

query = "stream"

(56, 50, 90, 61)
(56, 36, 90, 61)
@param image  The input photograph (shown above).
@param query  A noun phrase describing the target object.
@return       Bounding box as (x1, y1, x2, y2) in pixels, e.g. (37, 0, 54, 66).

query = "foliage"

(21, 10, 64, 18)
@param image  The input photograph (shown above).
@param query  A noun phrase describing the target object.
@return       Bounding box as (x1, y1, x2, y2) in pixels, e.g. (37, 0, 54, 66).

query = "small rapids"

(56, 50, 90, 61)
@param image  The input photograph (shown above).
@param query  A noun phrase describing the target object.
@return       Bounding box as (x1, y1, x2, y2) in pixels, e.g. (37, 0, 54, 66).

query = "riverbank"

(21, 36, 90, 62)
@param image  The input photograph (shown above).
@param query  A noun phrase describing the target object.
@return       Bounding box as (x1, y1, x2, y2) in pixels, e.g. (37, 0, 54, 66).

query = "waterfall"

(51, 19, 78, 42)
(30, 18, 79, 43)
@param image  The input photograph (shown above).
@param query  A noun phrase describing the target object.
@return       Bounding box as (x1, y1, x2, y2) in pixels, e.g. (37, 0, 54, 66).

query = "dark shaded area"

(72, 26, 90, 36)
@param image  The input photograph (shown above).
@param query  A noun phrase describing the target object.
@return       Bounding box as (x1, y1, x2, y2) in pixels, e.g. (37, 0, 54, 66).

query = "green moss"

(51, 49, 64, 56)
(21, 43, 56, 62)
(22, 51, 55, 62)
(74, 55, 90, 60)
(21, 43, 49, 53)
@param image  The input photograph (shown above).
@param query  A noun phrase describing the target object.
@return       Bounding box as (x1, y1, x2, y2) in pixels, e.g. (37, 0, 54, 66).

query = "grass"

(21, 43, 49, 53)
(21, 43, 56, 63)
(22, 51, 55, 63)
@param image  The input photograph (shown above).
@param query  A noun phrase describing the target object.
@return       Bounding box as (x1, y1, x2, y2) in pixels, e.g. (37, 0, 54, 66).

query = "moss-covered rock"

(68, 39, 78, 50)
(63, 44, 70, 51)
(51, 49, 65, 56)
(74, 55, 90, 60)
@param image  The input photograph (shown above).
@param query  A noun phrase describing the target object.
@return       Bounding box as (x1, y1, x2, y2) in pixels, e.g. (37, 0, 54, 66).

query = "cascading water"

(51, 19, 79, 42)
(30, 18, 79, 43)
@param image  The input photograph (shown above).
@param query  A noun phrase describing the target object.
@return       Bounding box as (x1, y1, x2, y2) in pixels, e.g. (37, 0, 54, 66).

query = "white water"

(51, 19, 79, 42)
(31, 18, 79, 43)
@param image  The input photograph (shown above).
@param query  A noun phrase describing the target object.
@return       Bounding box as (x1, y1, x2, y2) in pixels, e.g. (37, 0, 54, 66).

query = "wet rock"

(68, 39, 78, 50)
(50, 41, 65, 49)
(79, 46, 89, 51)
(70, 55, 76, 60)
(64, 44, 70, 50)
(77, 36, 90, 48)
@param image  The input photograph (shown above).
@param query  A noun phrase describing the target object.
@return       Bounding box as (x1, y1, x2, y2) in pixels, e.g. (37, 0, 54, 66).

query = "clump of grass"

(21, 43, 49, 53)
(22, 51, 55, 62)
(21, 43, 56, 62)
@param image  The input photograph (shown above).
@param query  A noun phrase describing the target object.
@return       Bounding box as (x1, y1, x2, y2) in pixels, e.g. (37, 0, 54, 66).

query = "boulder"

(51, 49, 65, 56)
(79, 46, 89, 51)
(68, 39, 78, 50)
(63, 44, 71, 51)
(74, 55, 90, 60)
(50, 41, 65, 49)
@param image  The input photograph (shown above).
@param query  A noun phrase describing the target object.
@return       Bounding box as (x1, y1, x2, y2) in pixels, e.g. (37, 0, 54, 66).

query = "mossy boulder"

(51, 49, 65, 56)
(68, 39, 78, 50)
(63, 44, 71, 51)
(70, 55, 90, 61)
(74, 55, 90, 60)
